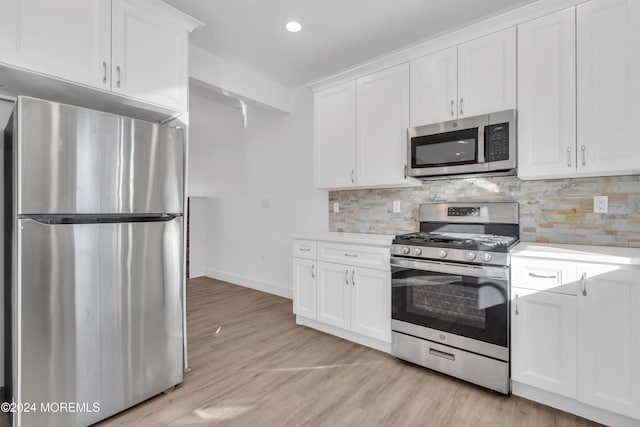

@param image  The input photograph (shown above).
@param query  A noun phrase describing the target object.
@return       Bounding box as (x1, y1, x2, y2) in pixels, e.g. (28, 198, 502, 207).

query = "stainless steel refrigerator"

(3, 96, 185, 427)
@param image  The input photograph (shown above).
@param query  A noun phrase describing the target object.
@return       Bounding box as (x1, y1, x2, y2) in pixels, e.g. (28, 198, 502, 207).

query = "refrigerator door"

(13, 217, 183, 427)
(15, 97, 183, 215)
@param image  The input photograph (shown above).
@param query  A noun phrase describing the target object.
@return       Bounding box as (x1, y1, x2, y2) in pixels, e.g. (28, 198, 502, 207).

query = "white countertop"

(292, 232, 395, 246)
(512, 242, 640, 266)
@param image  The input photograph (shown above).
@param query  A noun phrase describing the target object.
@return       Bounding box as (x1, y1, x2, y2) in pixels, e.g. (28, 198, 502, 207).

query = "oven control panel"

(447, 207, 480, 217)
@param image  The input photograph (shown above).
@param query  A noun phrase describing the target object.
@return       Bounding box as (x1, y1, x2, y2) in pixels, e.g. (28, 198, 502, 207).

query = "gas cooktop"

(391, 202, 519, 266)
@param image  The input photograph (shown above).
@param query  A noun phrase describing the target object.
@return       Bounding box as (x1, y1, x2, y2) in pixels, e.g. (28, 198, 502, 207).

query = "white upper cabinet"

(0, 0, 111, 90)
(314, 82, 357, 188)
(356, 63, 410, 187)
(0, 0, 200, 112)
(517, 8, 577, 180)
(314, 65, 417, 190)
(577, 0, 640, 177)
(112, 0, 189, 111)
(410, 27, 516, 126)
(409, 46, 457, 126)
(457, 27, 516, 118)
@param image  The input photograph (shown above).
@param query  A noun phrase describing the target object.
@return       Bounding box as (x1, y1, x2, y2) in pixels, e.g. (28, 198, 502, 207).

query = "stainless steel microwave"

(407, 110, 516, 179)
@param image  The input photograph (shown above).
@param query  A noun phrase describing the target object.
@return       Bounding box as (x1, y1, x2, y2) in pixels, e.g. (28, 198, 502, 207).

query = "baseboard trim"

(512, 382, 640, 427)
(296, 315, 391, 354)
(204, 268, 292, 299)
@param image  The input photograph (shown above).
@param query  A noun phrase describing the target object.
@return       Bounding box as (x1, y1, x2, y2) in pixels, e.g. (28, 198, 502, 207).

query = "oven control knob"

(438, 250, 448, 258)
(465, 252, 476, 261)
(401, 247, 410, 255)
(482, 253, 493, 262)
(413, 248, 423, 256)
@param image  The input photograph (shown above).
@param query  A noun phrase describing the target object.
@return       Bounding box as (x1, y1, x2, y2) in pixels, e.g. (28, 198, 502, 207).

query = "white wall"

(187, 87, 328, 298)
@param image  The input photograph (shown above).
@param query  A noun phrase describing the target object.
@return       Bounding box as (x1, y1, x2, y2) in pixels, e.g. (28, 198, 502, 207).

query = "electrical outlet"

(593, 196, 608, 213)
(333, 202, 340, 213)
(393, 200, 401, 213)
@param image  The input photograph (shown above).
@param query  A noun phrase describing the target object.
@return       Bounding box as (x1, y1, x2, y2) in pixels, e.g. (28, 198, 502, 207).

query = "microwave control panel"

(485, 123, 510, 162)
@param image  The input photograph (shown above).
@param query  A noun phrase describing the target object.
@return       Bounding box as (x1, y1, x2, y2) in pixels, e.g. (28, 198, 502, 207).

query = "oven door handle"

(390, 257, 507, 279)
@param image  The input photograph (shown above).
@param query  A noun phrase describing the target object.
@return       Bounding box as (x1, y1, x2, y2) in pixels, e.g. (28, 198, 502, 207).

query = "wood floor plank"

(94, 277, 602, 427)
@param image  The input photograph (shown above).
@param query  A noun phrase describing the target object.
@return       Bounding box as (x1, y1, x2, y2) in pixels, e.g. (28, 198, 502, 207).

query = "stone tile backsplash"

(329, 175, 640, 247)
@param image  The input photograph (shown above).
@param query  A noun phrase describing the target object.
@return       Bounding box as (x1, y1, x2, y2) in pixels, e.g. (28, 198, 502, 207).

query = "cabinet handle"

(567, 147, 572, 167)
(581, 272, 587, 296)
(351, 270, 356, 286)
(404, 164, 407, 180)
(102, 61, 108, 84)
(344, 253, 358, 258)
(450, 100, 454, 117)
(429, 348, 455, 361)
(528, 272, 557, 279)
(116, 66, 121, 88)
(459, 98, 464, 116)
(345, 269, 349, 285)
(581, 145, 586, 166)
(300, 248, 311, 252)
(351, 169, 355, 183)
(515, 294, 519, 316)
(311, 264, 315, 279)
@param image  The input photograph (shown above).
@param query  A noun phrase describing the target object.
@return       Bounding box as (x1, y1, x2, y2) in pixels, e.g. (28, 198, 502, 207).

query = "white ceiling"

(164, 0, 539, 88)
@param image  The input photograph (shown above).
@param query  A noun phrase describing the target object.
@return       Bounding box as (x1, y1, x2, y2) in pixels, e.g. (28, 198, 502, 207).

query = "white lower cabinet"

(316, 261, 351, 329)
(511, 244, 640, 424)
(350, 267, 390, 342)
(292, 236, 392, 350)
(292, 258, 316, 319)
(577, 263, 640, 419)
(511, 287, 577, 399)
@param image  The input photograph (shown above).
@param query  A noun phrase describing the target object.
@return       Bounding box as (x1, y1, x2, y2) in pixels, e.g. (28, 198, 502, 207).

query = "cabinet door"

(511, 287, 577, 399)
(316, 262, 350, 329)
(577, 0, 640, 176)
(410, 47, 458, 126)
(112, 0, 189, 111)
(517, 8, 577, 180)
(293, 259, 316, 319)
(314, 82, 357, 188)
(577, 263, 640, 419)
(0, 0, 111, 90)
(458, 27, 516, 118)
(356, 63, 410, 187)
(350, 267, 391, 342)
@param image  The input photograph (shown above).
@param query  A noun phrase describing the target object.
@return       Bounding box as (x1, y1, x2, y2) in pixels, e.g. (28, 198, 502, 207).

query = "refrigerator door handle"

(22, 213, 181, 225)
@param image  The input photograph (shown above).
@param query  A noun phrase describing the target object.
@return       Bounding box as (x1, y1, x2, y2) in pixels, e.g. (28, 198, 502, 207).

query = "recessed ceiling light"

(286, 21, 302, 33)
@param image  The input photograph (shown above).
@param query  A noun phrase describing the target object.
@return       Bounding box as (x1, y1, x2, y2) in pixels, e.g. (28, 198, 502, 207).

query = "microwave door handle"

(477, 125, 485, 163)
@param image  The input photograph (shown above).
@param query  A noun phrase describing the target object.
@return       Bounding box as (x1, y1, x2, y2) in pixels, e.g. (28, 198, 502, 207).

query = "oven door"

(391, 257, 509, 360)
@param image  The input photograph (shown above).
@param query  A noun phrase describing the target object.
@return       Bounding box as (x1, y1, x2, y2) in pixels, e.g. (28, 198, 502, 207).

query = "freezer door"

(13, 217, 184, 427)
(15, 97, 183, 215)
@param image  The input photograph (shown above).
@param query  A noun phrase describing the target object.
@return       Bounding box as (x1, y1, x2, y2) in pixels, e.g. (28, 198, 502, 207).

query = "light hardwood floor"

(97, 277, 601, 427)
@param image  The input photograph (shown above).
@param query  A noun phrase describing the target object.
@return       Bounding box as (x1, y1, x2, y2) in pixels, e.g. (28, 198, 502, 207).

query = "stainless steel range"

(391, 202, 519, 394)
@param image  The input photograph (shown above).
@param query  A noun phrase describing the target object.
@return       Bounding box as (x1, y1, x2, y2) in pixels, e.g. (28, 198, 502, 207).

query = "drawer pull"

(528, 272, 557, 279)
(429, 348, 455, 361)
(300, 248, 311, 252)
(344, 253, 358, 258)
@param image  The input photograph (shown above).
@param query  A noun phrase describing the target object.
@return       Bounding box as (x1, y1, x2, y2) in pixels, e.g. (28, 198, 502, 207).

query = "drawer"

(511, 257, 577, 295)
(317, 242, 390, 270)
(293, 239, 317, 260)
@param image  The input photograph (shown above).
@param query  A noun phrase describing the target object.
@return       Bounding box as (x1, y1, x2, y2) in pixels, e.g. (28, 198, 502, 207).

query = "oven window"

(392, 266, 508, 347)
(411, 128, 478, 168)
